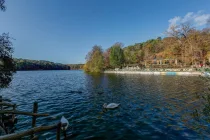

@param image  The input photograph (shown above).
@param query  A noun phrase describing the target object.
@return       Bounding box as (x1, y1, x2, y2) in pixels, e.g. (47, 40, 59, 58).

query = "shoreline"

(104, 70, 202, 76)
(15, 69, 83, 71)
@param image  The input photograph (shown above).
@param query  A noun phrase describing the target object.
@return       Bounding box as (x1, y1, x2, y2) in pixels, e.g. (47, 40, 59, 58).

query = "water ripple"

(0, 71, 209, 139)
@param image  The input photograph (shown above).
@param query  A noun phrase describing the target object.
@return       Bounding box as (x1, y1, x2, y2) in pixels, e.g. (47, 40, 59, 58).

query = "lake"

(1, 70, 210, 139)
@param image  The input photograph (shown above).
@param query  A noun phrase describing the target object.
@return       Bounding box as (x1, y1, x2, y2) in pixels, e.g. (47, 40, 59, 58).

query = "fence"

(0, 96, 67, 140)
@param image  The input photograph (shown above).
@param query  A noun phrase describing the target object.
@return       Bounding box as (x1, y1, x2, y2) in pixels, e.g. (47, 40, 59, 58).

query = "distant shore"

(16, 69, 82, 71)
(104, 70, 202, 76)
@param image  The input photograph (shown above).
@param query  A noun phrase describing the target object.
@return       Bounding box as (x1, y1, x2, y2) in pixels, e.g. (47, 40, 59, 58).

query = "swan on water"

(60, 116, 69, 130)
(103, 103, 120, 109)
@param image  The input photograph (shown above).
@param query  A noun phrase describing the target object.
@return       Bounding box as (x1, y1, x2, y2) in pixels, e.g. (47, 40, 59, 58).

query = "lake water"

(1, 70, 210, 139)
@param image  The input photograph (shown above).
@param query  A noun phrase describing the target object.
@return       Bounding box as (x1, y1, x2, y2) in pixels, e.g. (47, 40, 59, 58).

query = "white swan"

(60, 116, 69, 130)
(103, 103, 120, 109)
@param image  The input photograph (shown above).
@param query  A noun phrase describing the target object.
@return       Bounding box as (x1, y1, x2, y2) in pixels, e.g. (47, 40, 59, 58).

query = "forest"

(84, 24, 210, 73)
(67, 64, 84, 70)
(15, 58, 70, 70)
(14, 58, 83, 71)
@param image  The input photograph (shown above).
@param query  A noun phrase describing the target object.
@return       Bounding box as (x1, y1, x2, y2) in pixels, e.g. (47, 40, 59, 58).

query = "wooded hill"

(15, 58, 83, 71)
(84, 24, 210, 73)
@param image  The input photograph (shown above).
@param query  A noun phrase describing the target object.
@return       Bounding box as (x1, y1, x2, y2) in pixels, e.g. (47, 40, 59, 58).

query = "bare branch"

(0, 0, 6, 11)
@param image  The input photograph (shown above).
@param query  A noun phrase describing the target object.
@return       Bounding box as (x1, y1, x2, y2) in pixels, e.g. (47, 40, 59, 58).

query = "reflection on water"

(0, 70, 210, 139)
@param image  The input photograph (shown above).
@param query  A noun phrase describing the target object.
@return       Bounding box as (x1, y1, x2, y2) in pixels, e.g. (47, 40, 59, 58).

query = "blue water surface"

(1, 70, 209, 139)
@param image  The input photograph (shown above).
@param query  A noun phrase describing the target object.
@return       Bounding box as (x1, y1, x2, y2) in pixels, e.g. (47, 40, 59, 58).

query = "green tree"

(84, 45, 104, 73)
(0, 1, 16, 88)
(109, 43, 124, 68)
(14, 58, 70, 70)
(0, 33, 16, 88)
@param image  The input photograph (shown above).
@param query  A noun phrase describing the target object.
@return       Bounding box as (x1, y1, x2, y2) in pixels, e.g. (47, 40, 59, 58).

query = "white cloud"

(169, 16, 181, 26)
(167, 11, 210, 32)
(182, 12, 193, 23)
(194, 14, 210, 26)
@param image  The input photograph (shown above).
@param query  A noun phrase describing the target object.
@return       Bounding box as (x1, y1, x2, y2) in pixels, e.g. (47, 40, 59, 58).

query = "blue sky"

(0, 0, 210, 64)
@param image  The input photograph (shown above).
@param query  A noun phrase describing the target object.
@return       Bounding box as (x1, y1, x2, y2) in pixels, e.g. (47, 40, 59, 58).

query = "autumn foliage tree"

(84, 22, 210, 72)
(84, 45, 104, 73)
(103, 48, 111, 69)
(167, 23, 210, 66)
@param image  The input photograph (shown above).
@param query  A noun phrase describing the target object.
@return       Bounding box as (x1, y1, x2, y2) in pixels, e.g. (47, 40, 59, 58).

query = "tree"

(123, 45, 142, 64)
(14, 58, 71, 70)
(0, 1, 16, 88)
(103, 48, 111, 69)
(84, 45, 104, 73)
(109, 43, 124, 68)
(123, 47, 132, 64)
(0, 33, 15, 88)
(166, 23, 195, 65)
(84, 24, 210, 70)
(0, 0, 6, 11)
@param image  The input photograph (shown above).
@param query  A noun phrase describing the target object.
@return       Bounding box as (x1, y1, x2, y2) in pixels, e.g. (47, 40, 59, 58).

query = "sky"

(0, 0, 210, 64)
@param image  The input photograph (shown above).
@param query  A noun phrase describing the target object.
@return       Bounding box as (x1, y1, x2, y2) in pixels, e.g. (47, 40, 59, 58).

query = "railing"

(0, 96, 67, 140)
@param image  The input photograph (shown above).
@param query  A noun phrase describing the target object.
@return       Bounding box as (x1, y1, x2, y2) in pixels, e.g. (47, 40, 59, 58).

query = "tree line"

(84, 24, 210, 73)
(15, 58, 70, 70)
(15, 58, 84, 71)
(67, 64, 84, 70)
